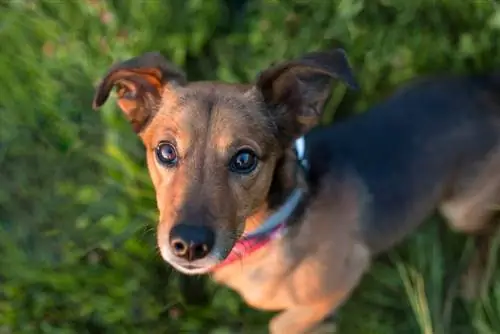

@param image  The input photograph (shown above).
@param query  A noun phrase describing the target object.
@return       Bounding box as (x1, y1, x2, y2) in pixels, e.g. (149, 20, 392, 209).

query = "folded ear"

(255, 48, 358, 144)
(92, 52, 186, 133)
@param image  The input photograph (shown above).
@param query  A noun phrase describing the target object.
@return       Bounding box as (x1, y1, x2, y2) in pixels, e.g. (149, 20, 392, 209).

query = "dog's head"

(93, 49, 357, 274)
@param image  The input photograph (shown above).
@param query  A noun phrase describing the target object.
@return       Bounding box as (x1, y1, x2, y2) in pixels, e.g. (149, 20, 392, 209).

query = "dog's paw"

(460, 252, 483, 301)
(309, 322, 337, 334)
(459, 235, 496, 302)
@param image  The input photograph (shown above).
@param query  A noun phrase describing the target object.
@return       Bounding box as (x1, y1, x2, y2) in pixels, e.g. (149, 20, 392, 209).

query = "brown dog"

(92, 49, 500, 333)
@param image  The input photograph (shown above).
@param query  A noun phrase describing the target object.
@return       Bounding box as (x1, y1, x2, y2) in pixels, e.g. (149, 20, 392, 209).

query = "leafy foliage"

(1, 0, 500, 333)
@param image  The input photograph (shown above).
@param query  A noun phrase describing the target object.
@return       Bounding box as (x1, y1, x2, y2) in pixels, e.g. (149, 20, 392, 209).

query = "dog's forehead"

(158, 83, 273, 138)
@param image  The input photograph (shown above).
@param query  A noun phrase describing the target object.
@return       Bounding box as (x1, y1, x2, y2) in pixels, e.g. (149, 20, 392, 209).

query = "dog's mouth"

(171, 262, 214, 275)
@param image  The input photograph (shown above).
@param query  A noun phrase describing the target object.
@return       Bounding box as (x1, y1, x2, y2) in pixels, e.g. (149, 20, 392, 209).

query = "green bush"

(1, 0, 499, 333)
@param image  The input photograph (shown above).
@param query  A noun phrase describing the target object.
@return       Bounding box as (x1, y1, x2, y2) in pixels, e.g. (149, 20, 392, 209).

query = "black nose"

(169, 224, 215, 261)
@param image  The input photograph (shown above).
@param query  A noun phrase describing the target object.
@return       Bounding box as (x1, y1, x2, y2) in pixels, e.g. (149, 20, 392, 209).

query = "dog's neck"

(211, 137, 309, 271)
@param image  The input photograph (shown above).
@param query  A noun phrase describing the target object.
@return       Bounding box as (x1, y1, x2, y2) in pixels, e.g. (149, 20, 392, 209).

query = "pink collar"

(211, 223, 286, 271)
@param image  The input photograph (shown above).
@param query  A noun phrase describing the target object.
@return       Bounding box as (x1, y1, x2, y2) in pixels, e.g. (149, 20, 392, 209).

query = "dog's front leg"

(269, 295, 342, 334)
(269, 277, 362, 334)
(269, 241, 370, 334)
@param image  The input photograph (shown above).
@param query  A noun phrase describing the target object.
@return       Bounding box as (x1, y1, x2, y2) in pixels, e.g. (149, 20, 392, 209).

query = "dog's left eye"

(155, 141, 178, 167)
(229, 149, 258, 174)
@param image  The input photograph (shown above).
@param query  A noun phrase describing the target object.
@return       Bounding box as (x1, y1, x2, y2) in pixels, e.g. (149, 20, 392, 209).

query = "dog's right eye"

(229, 149, 258, 174)
(155, 141, 178, 167)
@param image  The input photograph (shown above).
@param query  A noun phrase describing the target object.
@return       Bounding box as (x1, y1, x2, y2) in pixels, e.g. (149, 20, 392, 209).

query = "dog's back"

(305, 73, 500, 253)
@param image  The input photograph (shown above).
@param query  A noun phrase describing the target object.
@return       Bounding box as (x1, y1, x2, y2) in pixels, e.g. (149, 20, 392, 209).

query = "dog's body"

(305, 74, 500, 255)
(92, 49, 500, 333)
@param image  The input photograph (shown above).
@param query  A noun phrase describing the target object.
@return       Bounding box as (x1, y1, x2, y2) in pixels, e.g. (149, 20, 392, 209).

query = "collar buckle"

(294, 136, 309, 172)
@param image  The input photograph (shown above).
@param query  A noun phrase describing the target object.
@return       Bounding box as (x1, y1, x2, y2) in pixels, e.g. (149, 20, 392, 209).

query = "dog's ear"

(92, 52, 186, 133)
(255, 48, 358, 143)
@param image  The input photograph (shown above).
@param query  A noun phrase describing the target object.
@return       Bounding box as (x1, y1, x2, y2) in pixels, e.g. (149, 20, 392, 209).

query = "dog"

(92, 48, 500, 333)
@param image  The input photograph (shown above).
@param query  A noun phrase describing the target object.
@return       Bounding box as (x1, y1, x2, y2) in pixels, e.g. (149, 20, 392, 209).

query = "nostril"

(171, 239, 188, 256)
(168, 224, 215, 262)
(192, 243, 209, 259)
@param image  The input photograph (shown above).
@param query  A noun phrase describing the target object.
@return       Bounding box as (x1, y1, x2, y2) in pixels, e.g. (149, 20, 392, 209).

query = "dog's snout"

(169, 224, 215, 261)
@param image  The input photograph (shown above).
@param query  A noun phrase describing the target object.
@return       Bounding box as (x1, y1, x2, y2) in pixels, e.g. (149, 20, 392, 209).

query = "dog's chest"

(212, 237, 296, 310)
(212, 233, 329, 311)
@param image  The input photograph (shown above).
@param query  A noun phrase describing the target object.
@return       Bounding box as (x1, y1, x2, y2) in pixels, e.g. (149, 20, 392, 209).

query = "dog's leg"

(269, 297, 340, 334)
(269, 244, 369, 334)
(440, 152, 500, 300)
(459, 229, 498, 300)
(442, 201, 499, 301)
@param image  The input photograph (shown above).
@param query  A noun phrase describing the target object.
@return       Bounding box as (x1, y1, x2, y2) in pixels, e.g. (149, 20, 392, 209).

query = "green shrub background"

(1, 0, 500, 333)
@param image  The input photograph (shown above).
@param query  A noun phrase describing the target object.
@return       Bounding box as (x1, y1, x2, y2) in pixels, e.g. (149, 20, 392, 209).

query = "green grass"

(1, 0, 500, 333)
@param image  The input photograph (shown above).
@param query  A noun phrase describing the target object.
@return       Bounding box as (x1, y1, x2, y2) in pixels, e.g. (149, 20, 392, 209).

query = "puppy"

(92, 49, 500, 333)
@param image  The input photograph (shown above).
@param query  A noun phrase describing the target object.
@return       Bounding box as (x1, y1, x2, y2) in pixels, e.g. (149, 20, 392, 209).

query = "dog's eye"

(229, 149, 258, 174)
(155, 141, 178, 167)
